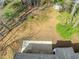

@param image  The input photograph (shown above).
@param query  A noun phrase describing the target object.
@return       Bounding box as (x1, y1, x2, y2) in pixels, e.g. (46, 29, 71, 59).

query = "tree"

(57, 0, 79, 28)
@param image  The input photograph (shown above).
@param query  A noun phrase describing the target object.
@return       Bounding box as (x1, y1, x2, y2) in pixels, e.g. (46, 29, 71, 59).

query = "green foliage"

(56, 0, 79, 39)
(3, 0, 26, 20)
(57, 12, 72, 24)
(4, 8, 15, 19)
(53, 0, 64, 4)
(56, 7, 79, 39)
(56, 23, 78, 39)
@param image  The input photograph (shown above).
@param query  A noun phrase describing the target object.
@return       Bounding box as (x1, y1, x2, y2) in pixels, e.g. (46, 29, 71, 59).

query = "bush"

(4, 8, 15, 19)
(53, 0, 64, 4)
(56, 23, 78, 39)
(57, 12, 72, 25)
(4, 0, 26, 20)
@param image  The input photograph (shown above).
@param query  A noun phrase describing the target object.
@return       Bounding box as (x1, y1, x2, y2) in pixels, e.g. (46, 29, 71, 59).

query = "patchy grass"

(27, 8, 51, 23)
(56, 23, 78, 39)
(27, 14, 49, 22)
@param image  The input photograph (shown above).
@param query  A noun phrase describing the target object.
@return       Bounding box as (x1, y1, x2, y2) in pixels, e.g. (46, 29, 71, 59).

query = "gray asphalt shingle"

(55, 47, 74, 59)
(15, 53, 57, 59)
(71, 53, 79, 59)
(15, 47, 79, 59)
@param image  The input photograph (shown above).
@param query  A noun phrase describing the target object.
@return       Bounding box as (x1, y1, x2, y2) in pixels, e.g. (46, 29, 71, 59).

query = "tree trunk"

(73, 20, 79, 28)
(71, 3, 78, 16)
(70, 3, 78, 24)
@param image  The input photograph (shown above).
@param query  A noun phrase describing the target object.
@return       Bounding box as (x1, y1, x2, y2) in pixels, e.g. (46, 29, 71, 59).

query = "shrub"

(4, 8, 15, 19)
(57, 12, 72, 25)
(4, 0, 26, 20)
(56, 23, 78, 39)
(53, 0, 64, 4)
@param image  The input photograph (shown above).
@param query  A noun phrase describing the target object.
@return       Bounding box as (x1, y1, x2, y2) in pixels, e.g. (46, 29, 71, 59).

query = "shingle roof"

(71, 53, 79, 59)
(55, 47, 74, 59)
(15, 47, 79, 59)
(15, 53, 57, 59)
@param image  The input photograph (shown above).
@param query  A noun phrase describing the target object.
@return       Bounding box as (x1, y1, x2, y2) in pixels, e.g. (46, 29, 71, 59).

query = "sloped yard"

(0, 7, 79, 59)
